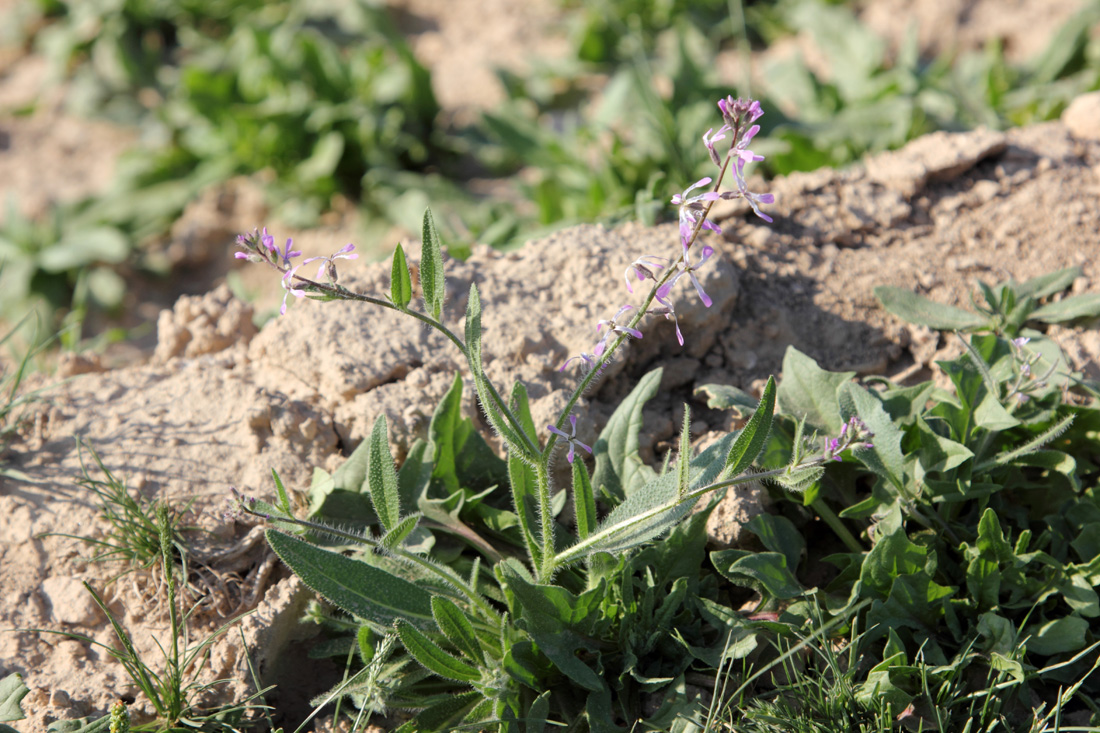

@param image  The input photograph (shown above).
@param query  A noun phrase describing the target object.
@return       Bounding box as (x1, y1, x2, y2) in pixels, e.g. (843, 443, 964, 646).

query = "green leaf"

(508, 381, 542, 566)
(526, 690, 551, 733)
(497, 566, 607, 693)
(777, 347, 854, 434)
(368, 415, 401, 531)
(0, 673, 28, 723)
(711, 550, 803, 599)
(693, 383, 758, 417)
(39, 227, 130, 271)
(465, 283, 483, 376)
(271, 468, 293, 516)
(381, 513, 422, 550)
(266, 530, 434, 629)
(1013, 266, 1081, 300)
(421, 208, 446, 318)
(593, 367, 662, 503)
(915, 416, 973, 472)
(838, 382, 907, 491)
(395, 619, 481, 682)
(1026, 616, 1090, 656)
(745, 514, 805, 576)
(431, 596, 485, 665)
(723, 376, 775, 479)
(1030, 293, 1100, 324)
(394, 691, 482, 733)
(390, 243, 412, 308)
(572, 433, 736, 559)
(573, 459, 597, 541)
(873, 286, 987, 331)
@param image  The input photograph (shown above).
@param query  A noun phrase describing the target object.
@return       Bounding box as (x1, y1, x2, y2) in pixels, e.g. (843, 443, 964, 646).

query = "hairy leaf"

(873, 286, 986, 330)
(395, 619, 481, 682)
(465, 283, 483, 375)
(0, 673, 28, 723)
(593, 367, 662, 503)
(431, 596, 485, 665)
(572, 459, 597, 541)
(368, 415, 401, 531)
(390, 242, 412, 308)
(723, 376, 775, 479)
(266, 530, 434, 629)
(778, 347, 854, 434)
(420, 208, 446, 318)
(1030, 292, 1100, 324)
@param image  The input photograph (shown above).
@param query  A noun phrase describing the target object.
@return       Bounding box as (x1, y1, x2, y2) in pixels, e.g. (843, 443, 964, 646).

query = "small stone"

(40, 577, 101, 626)
(1062, 92, 1100, 141)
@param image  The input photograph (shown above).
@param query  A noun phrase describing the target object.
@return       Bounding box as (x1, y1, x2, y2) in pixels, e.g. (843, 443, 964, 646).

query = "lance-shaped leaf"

(266, 530, 434, 629)
(395, 619, 481, 682)
(368, 415, 401, 531)
(572, 459, 597, 541)
(421, 208, 446, 318)
(723, 376, 775, 479)
(465, 283, 483, 376)
(390, 242, 413, 308)
(1030, 292, 1100, 324)
(839, 382, 906, 491)
(592, 367, 662, 503)
(1013, 266, 1081, 300)
(712, 550, 803, 599)
(394, 691, 482, 733)
(381, 513, 422, 550)
(873, 286, 987, 330)
(555, 433, 737, 564)
(508, 382, 543, 566)
(432, 597, 485, 664)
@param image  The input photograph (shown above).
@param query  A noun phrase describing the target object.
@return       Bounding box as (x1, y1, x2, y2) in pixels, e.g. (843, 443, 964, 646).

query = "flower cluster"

(822, 417, 875, 462)
(234, 228, 358, 314)
(553, 96, 775, 462)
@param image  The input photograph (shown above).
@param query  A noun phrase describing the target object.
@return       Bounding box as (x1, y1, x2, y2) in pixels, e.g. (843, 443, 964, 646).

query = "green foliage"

(257, 368, 781, 730)
(28, 508, 269, 733)
(874, 265, 1100, 335)
(41, 439, 190, 580)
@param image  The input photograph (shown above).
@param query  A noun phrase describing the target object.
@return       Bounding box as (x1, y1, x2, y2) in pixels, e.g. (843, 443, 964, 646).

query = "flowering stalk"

(546, 97, 774, 467)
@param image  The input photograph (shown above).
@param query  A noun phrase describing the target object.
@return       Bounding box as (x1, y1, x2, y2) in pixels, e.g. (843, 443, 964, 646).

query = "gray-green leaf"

(873, 286, 986, 331)
(266, 530, 434, 629)
(431, 597, 485, 665)
(368, 415, 401, 531)
(395, 619, 481, 682)
(421, 208, 446, 318)
(391, 243, 412, 308)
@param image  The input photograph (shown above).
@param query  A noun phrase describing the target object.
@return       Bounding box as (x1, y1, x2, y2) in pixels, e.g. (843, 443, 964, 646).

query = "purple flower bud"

(303, 243, 359, 282)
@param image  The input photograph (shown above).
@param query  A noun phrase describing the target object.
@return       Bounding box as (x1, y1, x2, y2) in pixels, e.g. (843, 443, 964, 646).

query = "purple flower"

(651, 283, 684, 346)
(730, 158, 775, 223)
(560, 352, 597, 373)
(718, 96, 764, 129)
(547, 414, 593, 464)
(594, 305, 644, 356)
(624, 255, 669, 293)
(280, 266, 306, 315)
(666, 244, 716, 308)
(274, 237, 302, 269)
(672, 178, 722, 247)
(303, 243, 358, 283)
(703, 125, 731, 167)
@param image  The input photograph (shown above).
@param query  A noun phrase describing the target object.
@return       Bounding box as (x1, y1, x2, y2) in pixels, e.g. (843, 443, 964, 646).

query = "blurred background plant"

(1, 0, 1099, 343)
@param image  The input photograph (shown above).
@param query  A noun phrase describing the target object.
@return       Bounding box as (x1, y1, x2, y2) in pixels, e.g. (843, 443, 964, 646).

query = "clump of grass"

(31, 505, 273, 733)
(45, 438, 192, 584)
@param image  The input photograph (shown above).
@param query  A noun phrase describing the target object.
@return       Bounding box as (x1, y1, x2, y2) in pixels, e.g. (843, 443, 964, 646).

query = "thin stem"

(545, 131, 741, 461)
(289, 273, 541, 461)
